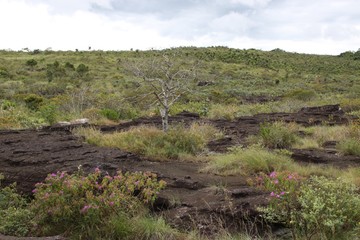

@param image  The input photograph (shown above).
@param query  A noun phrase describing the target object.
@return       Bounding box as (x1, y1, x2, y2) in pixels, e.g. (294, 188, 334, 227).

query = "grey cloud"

(25, 0, 360, 51)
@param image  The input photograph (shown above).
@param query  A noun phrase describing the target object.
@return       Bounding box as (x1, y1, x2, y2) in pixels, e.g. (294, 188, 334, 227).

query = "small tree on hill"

(124, 52, 198, 132)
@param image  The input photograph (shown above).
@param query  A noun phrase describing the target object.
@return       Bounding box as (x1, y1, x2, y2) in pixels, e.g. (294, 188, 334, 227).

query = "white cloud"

(0, 0, 359, 54)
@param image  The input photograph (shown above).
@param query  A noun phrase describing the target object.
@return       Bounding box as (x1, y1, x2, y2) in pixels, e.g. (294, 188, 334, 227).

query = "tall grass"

(202, 146, 360, 186)
(202, 146, 295, 176)
(74, 123, 222, 161)
(247, 122, 299, 149)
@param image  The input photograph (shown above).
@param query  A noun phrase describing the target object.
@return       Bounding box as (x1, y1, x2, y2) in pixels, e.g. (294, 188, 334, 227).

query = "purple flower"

(32, 189, 37, 193)
(288, 174, 293, 180)
(273, 179, 279, 184)
(269, 171, 277, 178)
(270, 192, 275, 197)
(80, 205, 91, 214)
(280, 191, 285, 195)
(50, 173, 57, 177)
(109, 201, 114, 206)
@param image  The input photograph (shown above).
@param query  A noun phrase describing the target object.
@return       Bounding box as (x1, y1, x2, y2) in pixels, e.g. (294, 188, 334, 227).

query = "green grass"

(202, 146, 295, 176)
(247, 122, 299, 149)
(202, 145, 360, 186)
(337, 138, 360, 156)
(74, 123, 222, 161)
(1, 47, 360, 129)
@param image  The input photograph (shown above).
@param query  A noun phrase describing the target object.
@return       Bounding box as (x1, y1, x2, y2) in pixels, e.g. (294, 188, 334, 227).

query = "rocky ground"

(1, 104, 359, 239)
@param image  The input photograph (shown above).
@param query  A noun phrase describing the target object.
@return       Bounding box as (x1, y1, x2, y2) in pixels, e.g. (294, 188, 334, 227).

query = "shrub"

(256, 174, 360, 239)
(39, 103, 58, 125)
(1, 100, 16, 110)
(0, 175, 34, 237)
(76, 63, 89, 77)
(254, 171, 303, 239)
(25, 59, 37, 69)
(31, 169, 166, 237)
(297, 176, 360, 239)
(100, 108, 120, 121)
(259, 122, 298, 148)
(24, 94, 44, 111)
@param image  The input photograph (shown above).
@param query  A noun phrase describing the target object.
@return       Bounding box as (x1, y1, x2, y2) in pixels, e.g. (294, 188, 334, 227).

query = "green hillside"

(0, 47, 359, 128)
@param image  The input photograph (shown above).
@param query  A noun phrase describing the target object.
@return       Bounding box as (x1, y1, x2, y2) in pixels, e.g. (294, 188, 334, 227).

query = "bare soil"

(0, 104, 359, 238)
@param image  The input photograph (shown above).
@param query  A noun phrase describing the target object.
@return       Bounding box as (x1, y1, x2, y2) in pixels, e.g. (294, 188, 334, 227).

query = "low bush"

(297, 176, 360, 239)
(100, 108, 120, 121)
(258, 122, 298, 148)
(30, 169, 166, 238)
(0, 174, 34, 237)
(23, 94, 44, 111)
(256, 173, 360, 240)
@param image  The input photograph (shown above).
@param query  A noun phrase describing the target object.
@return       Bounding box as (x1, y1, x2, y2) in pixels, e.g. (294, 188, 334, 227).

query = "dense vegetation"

(1, 47, 360, 239)
(1, 47, 360, 128)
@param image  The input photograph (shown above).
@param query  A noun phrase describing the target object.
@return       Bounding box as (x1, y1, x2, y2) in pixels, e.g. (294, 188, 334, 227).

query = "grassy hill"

(0, 47, 359, 128)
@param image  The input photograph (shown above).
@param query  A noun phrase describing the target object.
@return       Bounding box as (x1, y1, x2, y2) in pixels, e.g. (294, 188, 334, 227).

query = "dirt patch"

(0, 128, 267, 236)
(0, 104, 358, 237)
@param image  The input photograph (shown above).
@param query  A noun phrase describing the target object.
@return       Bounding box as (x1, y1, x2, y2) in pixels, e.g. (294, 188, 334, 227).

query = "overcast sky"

(0, 0, 359, 55)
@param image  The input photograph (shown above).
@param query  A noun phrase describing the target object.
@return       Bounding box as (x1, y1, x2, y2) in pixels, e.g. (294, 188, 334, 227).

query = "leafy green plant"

(0, 174, 34, 237)
(31, 169, 166, 237)
(24, 94, 44, 111)
(254, 171, 303, 239)
(256, 173, 360, 240)
(25, 59, 37, 69)
(100, 108, 120, 121)
(76, 63, 89, 77)
(1, 100, 16, 110)
(297, 176, 360, 239)
(39, 103, 58, 125)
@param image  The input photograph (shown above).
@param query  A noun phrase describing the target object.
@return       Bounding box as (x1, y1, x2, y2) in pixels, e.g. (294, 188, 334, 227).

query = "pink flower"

(273, 179, 279, 184)
(32, 189, 37, 193)
(269, 171, 277, 178)
(109, 201, 114, 206)
(80, 205, 91, 214)
(44, 193, 50, 199)
(288, 174, 293, 180)
(280, 191, 285, 195)
(95, 167, 100, 173)
(270, 192, 275, 197)
(50, 173, 57, 177)
(60, 172, 65, 179)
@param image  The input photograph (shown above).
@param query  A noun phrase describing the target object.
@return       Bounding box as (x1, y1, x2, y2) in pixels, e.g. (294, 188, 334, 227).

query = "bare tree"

(124, 52, 198, 132)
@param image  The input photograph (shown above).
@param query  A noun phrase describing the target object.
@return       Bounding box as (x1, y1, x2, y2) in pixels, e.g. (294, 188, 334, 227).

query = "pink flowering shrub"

(254, 172, 360, 239)
(253, 171, 303, 238)
(30, 168, 166, 236)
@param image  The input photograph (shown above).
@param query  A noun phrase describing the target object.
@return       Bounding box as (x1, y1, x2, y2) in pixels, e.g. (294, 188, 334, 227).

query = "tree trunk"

(160, 107, 169, 132)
